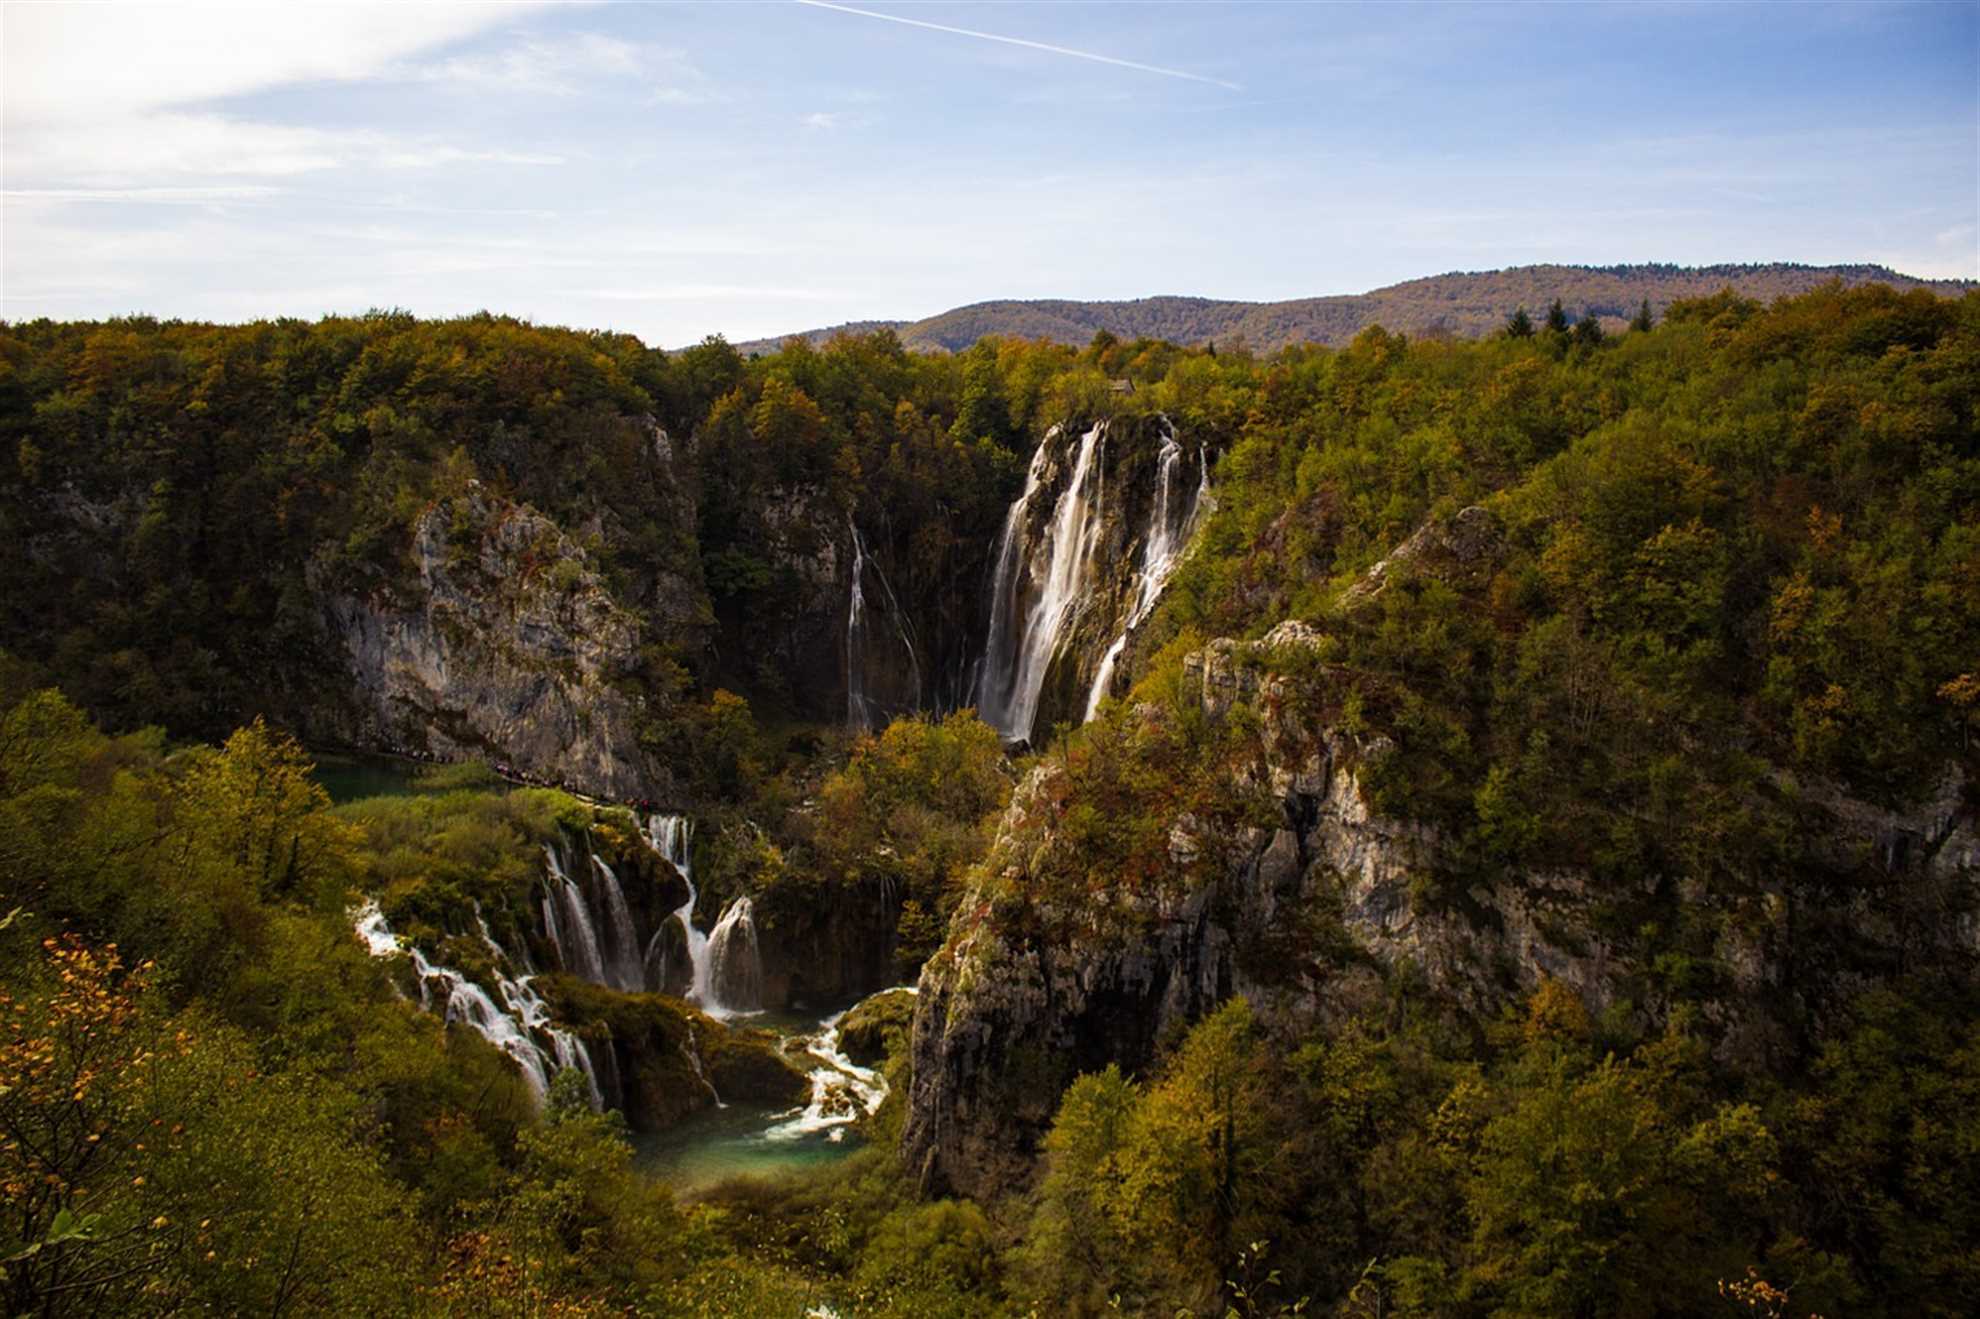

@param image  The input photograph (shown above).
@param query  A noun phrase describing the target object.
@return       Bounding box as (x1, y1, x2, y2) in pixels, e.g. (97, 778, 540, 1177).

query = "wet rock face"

(901, 621, 1980, 1202)
(754, 882, 902, 1011)
(319, 485, 678, 800)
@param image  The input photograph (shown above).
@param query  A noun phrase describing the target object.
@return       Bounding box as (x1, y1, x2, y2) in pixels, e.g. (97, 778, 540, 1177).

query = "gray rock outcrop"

(321, 485, 667, 800)
(901, 622, 1979, 1201)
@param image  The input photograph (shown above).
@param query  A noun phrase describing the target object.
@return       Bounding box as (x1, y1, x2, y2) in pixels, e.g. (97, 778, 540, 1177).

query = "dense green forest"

(2, 282, 1976, 1315)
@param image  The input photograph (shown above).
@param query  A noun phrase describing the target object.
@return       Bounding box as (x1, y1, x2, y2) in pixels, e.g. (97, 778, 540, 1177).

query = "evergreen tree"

(1504, 307, 1535, 338)
(1631, 298, 1655, 332)
(1573, 312, 1605, 347)
(1545, 298, 1570, 334)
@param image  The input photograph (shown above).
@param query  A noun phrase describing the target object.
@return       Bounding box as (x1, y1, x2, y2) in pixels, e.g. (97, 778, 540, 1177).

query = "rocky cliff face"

(318, 484, 676, 801)
(901, 616, 1980, 1201)
(755, 873, 904, 1010)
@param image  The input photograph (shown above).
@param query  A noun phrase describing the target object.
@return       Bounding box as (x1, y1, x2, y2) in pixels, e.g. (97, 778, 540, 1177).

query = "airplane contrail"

(794, 0, 1242, 91)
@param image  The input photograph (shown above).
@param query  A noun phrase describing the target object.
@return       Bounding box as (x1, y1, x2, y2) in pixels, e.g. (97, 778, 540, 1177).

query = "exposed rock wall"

(901, 620, 1980, 1200)
(319, 485, 670, 800)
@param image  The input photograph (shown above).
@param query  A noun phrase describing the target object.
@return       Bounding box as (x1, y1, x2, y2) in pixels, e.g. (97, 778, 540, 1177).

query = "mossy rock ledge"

(535, 976, 807, 1129)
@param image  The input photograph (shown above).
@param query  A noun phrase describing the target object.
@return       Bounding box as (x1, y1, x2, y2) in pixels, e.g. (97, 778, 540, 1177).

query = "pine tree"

(1631, 298, 1655, 332)
(1505, 307, 1535, 339)
(1545, 299, 1570, 334)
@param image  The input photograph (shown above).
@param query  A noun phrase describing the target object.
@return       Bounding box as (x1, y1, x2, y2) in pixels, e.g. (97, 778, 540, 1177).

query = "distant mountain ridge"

(728, 262, 1974, 356)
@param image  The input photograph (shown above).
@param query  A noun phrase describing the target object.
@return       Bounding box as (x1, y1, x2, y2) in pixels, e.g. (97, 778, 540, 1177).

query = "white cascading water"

(354, 901, 602, 1109)
(847, 523, 873, 731)
(643, 812, 703, 992)
(541, 843, 606, 985)
(643, 812, 762, 1019)
(977, 420, 1111, 742)
(846, 519, 922, 733)
(1083, 425, 1209, 719)
(705, 897, 764, 1013)
(589, 853, 644, 990)
(765, 986, 917, 1144)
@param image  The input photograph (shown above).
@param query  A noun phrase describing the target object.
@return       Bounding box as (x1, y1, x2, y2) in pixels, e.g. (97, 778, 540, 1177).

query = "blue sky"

(4, 1, 1974, 346)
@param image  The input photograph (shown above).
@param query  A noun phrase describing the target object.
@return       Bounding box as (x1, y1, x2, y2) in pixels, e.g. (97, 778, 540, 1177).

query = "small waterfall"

(643, 812, 759, 1017)
(684, 1019, 725, 1108)
(1083, 426, 1209, 719)
(539, 837, 646, 994)
(355, 901, 600, 1110)
(977, 420, 1111, 742)
(706, 897, 764, 1013)
(589, 854, 644, 991)
(764, 989, 910, 1144)
(541, 843, 609, 985)
(846, 519, 923, 733)
(847, 523, 873, 731)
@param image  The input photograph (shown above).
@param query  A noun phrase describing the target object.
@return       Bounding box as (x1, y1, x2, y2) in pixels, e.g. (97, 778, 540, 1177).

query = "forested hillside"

(732, 261, 1975, 356)
(2, 281, 1976, 1316)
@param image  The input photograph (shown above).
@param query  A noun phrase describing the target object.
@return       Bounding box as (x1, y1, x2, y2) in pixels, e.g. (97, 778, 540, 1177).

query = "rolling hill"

(728, 261, 1974, 355)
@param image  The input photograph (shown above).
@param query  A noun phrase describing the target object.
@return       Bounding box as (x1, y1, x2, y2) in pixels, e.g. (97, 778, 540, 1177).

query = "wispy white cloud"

(375, 146, 564, 170)
(6, 113, 563, 187)
(793, 0, 1242, 91)
(1, 5, 563, 191)
(3, 3, 545, 121)
(801, 112, 842, 130)
(3, 185, 283, 205)
(401, 33, 668, 96)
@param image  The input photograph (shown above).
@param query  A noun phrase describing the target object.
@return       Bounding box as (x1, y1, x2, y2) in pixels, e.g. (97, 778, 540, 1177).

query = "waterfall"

(684, 1019, 724, 1108)
(706, 897, 764, 1013)
(541, 842, 609, 985)
(589, 854, 644, 991)
(1083, 426, 1209, 719)
(977, 420, 1111, 742)
(355, 901, 600, 1110)
(643, 812, 760, 1017)
(538, 837, 647, 994)
(846, 519, 923, 733)
(764, 989, 911, 1144)
(847, 522, 872, 731)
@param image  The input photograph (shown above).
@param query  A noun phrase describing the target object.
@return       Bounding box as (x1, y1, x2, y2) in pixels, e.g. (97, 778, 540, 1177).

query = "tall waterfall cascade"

(354, 901, 604, 1110)
(977, 421, 1110, 741)
(1084, 423, 1211, 718)
(976, 417, 1211, 742)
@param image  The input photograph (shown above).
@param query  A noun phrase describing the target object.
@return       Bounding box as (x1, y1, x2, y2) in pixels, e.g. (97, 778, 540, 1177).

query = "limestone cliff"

(901, 617, 1980, 1200)
(319, 484, 674, 801)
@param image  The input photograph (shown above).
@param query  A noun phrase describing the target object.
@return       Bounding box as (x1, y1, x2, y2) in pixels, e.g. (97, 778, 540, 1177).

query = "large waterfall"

(977, 421, 1110, 741)
(977, 417, 1210, 742)
(643, 812, 763, 1018)
(355, 901, 605, 1110)
(1084, 423, 1209, 718)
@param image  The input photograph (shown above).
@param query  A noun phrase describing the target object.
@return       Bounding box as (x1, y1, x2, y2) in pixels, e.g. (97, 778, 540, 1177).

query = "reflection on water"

(312, 752, 505, 804)
(633, 1100, 864, 1197)
(313, 753, 422, 803)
